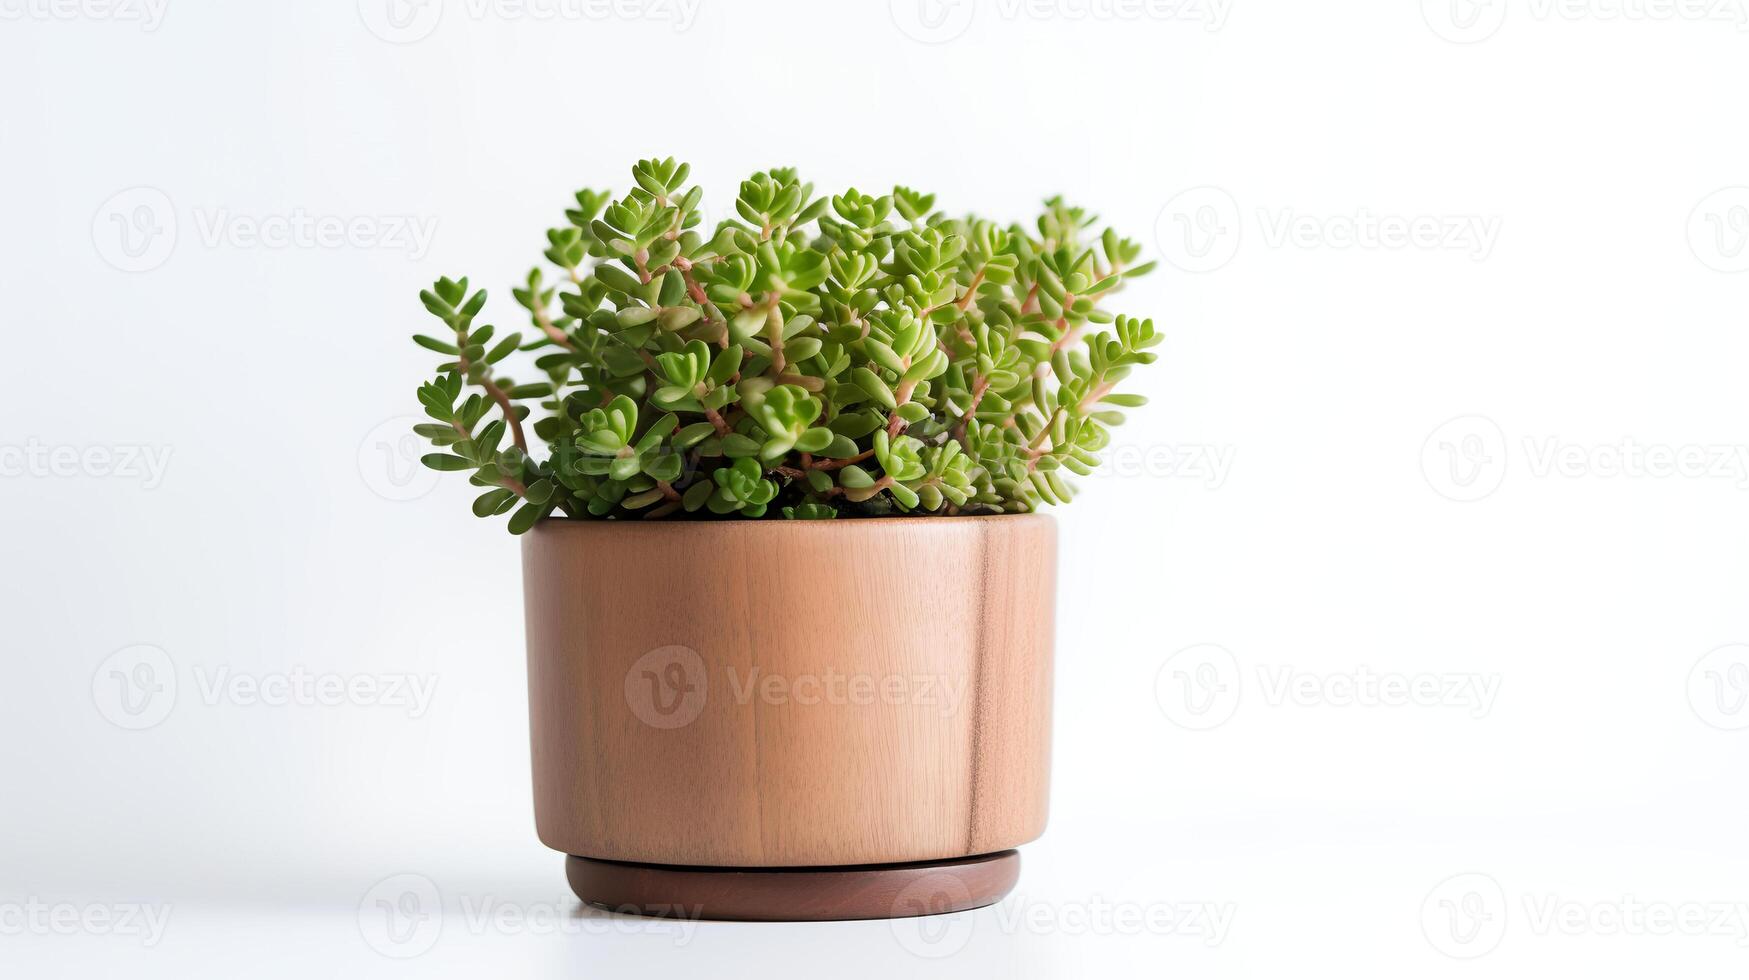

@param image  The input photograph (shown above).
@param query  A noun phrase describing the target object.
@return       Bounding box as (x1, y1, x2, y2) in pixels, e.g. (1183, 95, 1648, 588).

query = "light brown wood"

(522, 514, 1056, 868)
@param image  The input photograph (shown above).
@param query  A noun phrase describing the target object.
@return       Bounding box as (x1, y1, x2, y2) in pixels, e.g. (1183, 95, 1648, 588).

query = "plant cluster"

(410, 158, 1160, 530)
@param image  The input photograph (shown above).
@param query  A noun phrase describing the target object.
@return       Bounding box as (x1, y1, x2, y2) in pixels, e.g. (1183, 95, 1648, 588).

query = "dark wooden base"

(566, 849, 1020, 922)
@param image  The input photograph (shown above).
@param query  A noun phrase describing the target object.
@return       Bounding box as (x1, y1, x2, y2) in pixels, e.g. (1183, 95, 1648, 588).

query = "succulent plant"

(409, 158, 1161, 530)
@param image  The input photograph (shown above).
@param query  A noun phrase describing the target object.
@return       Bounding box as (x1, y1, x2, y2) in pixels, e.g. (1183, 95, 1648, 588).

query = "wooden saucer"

(566, 849, 1020, 922)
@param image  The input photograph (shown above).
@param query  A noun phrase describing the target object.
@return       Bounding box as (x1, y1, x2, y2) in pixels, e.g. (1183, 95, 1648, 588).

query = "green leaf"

(472, 488, 514, 517)
(421, 453, 475, 471)
(413, 334, 459, 355)
(865, 340, 905, 374)
(644, 452, 683, 482)
(853, 368, 896, 410)
(839, 464, 875, 489)
(609, 454, 642, 480)
(683, 480, 713, 511)
(595, 264, 643, 295)
(674, 422, 717, 448)
(659, 307, 702, 331)
(721, 433, 761, 458)
(525, 479, 555, 506)
(795, 427, 834, 453)
(708, 346, 745, 384)
(507, 502, 548, 534)
(485, 333, 523, 364)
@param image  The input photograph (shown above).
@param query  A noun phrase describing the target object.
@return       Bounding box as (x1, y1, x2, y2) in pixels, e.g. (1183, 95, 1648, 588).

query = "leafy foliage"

(409, 158, 1161, 531)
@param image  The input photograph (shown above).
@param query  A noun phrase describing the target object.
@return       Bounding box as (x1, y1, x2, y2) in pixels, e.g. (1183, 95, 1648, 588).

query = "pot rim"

(530, 511, 1054, 532)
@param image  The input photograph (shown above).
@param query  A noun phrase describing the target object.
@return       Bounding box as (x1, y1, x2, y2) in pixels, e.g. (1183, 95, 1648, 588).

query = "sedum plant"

(408, 158, 1160, 531)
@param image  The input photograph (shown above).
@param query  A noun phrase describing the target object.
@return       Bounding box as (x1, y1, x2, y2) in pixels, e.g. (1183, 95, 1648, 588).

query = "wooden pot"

(520, 513, 1056, 921)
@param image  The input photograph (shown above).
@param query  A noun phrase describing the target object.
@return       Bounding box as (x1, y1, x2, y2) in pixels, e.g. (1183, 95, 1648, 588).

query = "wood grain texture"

(522, 514, 1056, 868)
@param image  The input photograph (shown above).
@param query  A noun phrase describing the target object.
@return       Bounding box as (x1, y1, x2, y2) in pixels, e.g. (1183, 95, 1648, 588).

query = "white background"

(4, 0, 1748, 976)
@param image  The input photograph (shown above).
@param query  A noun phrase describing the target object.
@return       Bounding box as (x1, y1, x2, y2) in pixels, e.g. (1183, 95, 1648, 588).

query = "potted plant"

(406, 158, 1160, 921)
